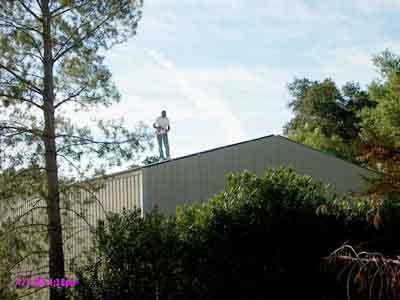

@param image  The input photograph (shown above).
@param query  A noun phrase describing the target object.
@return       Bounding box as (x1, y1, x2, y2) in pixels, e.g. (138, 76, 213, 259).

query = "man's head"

(161, 110, 167, 117)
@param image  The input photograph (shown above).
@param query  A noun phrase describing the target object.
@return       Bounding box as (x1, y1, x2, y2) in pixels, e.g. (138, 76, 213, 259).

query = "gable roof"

(108, 134, 377, 178)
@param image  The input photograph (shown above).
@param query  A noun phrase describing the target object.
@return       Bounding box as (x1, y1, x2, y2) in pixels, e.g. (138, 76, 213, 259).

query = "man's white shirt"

(155, 116, 170, 134)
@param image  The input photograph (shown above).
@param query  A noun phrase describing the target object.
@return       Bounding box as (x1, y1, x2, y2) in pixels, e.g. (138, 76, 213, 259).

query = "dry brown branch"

(323, 245, 400, 300)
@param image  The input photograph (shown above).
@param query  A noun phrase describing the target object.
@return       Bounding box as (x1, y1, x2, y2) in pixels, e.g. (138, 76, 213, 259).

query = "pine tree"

(0, 1, 148, 299)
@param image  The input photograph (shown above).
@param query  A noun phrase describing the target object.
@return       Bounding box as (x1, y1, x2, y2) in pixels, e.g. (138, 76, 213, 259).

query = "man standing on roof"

(153, 110, 170, 160)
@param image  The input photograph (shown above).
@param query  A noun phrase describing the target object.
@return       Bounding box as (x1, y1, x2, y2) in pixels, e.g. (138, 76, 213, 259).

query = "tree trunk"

(42, 1, 65, 300)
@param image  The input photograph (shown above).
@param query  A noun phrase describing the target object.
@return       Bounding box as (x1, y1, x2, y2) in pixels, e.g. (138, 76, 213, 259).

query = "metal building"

(1, 134, 378, 300)
(87, 134, 376, 217)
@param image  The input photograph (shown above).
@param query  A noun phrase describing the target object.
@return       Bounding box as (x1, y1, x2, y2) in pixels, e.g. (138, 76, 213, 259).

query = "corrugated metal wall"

(0, 170, 143, 281)
(0, 196, 49, 300)
(269, 136, 375, 194)
(3, 195, 53, 278)
(64, 169, 143, 264)
(142, 135, 377, 215)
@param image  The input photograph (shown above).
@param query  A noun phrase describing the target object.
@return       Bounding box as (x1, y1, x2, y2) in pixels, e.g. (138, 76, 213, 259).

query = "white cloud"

(147, 49, 247, 144)
(68, 0, 399, 160)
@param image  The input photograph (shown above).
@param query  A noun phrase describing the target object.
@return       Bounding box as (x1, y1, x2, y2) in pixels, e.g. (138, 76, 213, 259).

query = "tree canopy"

(0, 1, 149, 300)
(285, 49, 400, 198)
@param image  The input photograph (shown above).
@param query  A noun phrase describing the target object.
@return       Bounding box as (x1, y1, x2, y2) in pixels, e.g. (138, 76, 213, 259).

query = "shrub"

(70, 209, 184, 300)
(70, 167, 400, 300)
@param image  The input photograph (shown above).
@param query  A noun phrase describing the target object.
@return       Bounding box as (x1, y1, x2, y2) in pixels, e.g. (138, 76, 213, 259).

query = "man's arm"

(153, 118, 160, 129)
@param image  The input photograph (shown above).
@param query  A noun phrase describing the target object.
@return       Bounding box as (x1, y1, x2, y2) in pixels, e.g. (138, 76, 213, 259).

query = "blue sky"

(82, 0, 400, 164)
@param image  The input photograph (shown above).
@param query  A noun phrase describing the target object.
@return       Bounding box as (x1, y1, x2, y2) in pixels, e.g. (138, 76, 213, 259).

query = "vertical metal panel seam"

(139, 171, 144, 217)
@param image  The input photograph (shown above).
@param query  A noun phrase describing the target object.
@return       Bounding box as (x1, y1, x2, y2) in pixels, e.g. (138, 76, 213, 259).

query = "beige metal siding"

(269, 136, 374, 195)
(142, 135, 377, 215)
(63, 170, 143, 264)
(0, 197, 49, 279)
(1, 169, 143, 288)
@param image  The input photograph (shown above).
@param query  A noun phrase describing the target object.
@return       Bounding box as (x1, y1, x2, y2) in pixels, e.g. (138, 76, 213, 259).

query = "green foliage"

(372, 49, 400, 77)
(316, 197, 376, 222)
(0, 207, 49, 299)
(284, 52, 400, 298)
(70, 209, 184, 300)
(0, 231, 18, 300)
(286, 78, 371, 142)
(141, 155, 162, 166)
(285, 78, 373, 162)
(360, 59, 400, 150)
(284, 50, 400, 196)
(70, 168, 400, 300)
(0, 0, 152, 183)
(177, 168, 330, 224)
(287, 126, 355, 161)
(0, 2, 151, 299)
